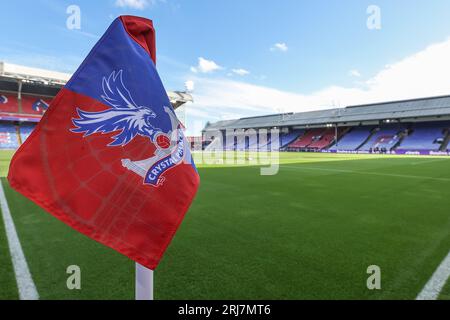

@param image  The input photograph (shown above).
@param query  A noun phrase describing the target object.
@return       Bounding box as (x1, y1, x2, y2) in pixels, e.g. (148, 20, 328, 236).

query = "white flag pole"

(135, 263, 153, 300)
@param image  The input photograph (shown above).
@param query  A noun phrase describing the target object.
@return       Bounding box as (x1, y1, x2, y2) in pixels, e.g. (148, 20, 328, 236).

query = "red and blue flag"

(8, 16, 200, 270)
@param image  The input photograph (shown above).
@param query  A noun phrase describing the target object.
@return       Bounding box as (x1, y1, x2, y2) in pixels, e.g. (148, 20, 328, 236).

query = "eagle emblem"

(71, 70, 188, 186)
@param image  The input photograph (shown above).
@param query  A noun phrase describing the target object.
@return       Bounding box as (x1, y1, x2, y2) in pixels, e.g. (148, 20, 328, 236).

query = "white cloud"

(232, 68, 250, 76)
(190, 57, 223, 74)
(115, 0, 161, 10)
(190, 77, 326, 116)
(348, 69, 361, 77)
(184, 36, 450, 135)
(270, 42, 288, 52)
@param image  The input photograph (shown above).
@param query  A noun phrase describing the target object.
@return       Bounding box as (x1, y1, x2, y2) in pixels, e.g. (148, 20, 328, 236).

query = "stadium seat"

(0, 93, 20, 113)
(359, 125, 406, 151)
(288, 128, 324, 149)
(204, 137, 223, 151)
(397, 122, 447, 151)
(308, 128, 347, 150)
(21, 95, 50, 115)
(277, 130, 304, 149)
(0, 122, 19, 149)
(247, 133, 258, 150)
(329, 126, 374, 151)
(224, 134, 236, 150)
(19, 123, 36, 144)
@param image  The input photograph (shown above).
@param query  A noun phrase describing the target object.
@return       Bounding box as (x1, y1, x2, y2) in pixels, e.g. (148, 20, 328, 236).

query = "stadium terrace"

(0, 62, 192, 149)
(202, 95, 450, 156)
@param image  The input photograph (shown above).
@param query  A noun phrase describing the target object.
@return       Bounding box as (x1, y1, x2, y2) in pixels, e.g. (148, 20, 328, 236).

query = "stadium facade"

(202, 95, 450, 156)
(0, 62, 192, 149)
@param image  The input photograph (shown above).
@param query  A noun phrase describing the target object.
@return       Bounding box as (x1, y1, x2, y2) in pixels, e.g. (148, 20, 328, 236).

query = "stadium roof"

(204, 95, 450, 131)
(0, 62, 71, 86)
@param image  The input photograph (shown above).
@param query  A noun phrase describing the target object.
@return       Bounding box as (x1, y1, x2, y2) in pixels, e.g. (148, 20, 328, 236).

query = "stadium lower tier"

(2, 121, 450, 155)
(0, 122, 36, 149)
(210, 121, 450, 154)
(397, 122, 448, 151)
(328, 126, 374, 151)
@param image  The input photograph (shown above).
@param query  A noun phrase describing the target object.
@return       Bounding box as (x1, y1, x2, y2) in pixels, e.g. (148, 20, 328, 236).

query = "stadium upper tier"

(0, 61, 193, 121)
(0, 92, 50, 115)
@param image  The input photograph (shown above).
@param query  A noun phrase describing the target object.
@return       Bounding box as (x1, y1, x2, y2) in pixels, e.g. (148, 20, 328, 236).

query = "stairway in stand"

(356, 127, 377, 151)
(391, 128, 409, 151)
(15, 125, 22, 145)
(440, 128, 450, 151)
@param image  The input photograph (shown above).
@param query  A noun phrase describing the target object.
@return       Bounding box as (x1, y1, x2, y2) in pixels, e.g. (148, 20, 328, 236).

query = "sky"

(2, 0, 450, 135)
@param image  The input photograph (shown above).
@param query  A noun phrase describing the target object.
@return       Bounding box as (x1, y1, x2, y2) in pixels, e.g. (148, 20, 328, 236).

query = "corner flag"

(8, 16, 200, 270)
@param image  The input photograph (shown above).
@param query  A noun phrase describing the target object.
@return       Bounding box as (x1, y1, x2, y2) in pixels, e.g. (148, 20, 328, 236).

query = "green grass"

(440, 278, 450, 299)
(0, 150, 18, 299)
(0, 194, 18, 299)
(1, 150, 450, 299)
(0, 150, 14, 177)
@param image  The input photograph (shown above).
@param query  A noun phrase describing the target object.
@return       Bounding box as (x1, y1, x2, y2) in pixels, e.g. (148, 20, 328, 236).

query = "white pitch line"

(0, 182, 39, 300)
(416, 251, 450, 300)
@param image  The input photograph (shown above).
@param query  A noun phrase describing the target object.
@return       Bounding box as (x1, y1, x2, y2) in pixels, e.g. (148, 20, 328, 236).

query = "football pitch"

(1, 150, 450, 300)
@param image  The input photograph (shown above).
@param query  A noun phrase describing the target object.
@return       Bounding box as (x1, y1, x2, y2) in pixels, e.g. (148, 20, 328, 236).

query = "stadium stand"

(308, 127, 348, 150)
(258, 130, 283, 151)
(19, 123, 36, 143)
(0, 61, 193, 149)
(397, 122, 448, 151)
(238, 137, 246, 151)
(329, 126, 374, 151)
(0, 122, 19, 149)
(3, 63, 450, 155)
(255, 132, 270, 151)
(203, 95, 450, 155)
(288, 128, 324, 149)
(248, 132, 258, 150)
(280, 130, 304, 148)
(0, 92, 19, 113)
(307, 129, 330, 149)
(231, 130, 259, 151)
(187, 136, 204, 151)
(444, 129, 450, 151)
(21, 94, 50, 115)
(446, 133, 450, 151)
(359, 125, 407, 151)
(225, 133, 237, 150)
(204, 96, 450, 131)
(204, 137, 222, 151)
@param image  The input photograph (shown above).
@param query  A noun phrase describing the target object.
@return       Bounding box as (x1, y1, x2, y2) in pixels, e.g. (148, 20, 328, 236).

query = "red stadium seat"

(0, 93, 20, 113)
(21, 95, 51, 115)
(288, 128, 325, 148)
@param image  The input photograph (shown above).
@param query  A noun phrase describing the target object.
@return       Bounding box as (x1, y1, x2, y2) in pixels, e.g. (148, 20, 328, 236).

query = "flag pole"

(135, 263, 153, 300)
